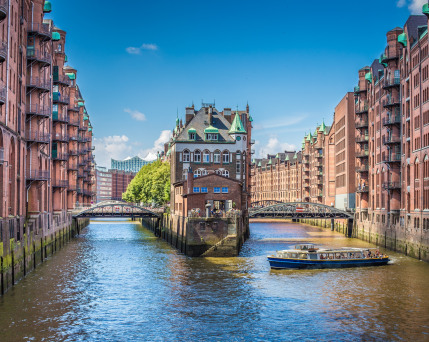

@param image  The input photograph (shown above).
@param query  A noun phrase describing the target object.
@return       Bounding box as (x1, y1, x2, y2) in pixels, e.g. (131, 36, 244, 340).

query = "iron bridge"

(249, 202, 353, 219)
(73, 201, 160, 219)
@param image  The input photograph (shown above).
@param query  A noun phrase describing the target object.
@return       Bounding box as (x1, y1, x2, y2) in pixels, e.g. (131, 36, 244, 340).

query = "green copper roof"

(43, 1, 52, 13)
(319, 120, 326, 132)
(66, 73, 75, 80)
(365, 72, 372, 83)
(293, 152, 298, 159)
(176, 114, 179, 127)
(64, 54, 68, 63)
(285, 155, 290, 161)
(275, 153, 280, 158)
(257, 161, 261, 167)
(248, 114, 253, 122)
(268, 159, 272, 165)
(166, 149, 171, 157)
(88, 128, 92, 132)
(78, 101, 84, 107)
(424, 3, 429, 16)
(398, 33, 407, 47)
(52, 32, 61, 41)
(204, 125, 219, 134)
(229, 112, 247, 134)
(188, 128, 196, 133)
(83, 115, 89, 121)
(306, 132, 312, 141)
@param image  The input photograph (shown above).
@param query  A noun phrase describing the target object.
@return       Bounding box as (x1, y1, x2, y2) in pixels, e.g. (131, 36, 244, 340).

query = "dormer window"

(204, 126, 219, 141)
(188, 128, 196, 140)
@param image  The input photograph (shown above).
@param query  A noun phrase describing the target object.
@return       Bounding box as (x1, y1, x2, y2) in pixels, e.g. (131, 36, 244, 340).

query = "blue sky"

(46, 0, 426, 167)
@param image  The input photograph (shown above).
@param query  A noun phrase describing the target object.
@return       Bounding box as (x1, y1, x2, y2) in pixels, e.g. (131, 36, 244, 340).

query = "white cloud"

(253, 115, 307, 131)
(138, 130, 173, 161)
(397, 0, 406, 8)
(254, 137, 297, 158)
(124, 108, 146, 121)
(409, 0, 427, 14)
(126, 43, 159, 55)
(93, 135, 132, 168)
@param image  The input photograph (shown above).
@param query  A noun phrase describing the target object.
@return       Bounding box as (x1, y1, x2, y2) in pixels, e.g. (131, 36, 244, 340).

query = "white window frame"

(183, 150, 190, 162)
(222, 170, 229, 178)
(193, 187, 200, 193)
(222, 187, 229, 193)
(222, 151, 230, 164)
(194, 150, 201, 163)
(214, 150, 221, 164)
(214, 187, 221, 193)
(203, 151, 210, 163)
(194, 169, 201, 178)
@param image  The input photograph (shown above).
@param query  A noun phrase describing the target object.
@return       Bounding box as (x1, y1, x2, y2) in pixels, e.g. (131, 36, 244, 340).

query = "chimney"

(208, 106, 213, 125)
(185, 107, 195, 125)
(224, 108, 232, 124)
(186, 167, 194, 194)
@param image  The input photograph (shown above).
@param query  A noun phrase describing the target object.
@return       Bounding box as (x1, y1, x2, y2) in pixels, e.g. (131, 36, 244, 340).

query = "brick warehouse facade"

(251, 6, 429, 261)
(169, 104, 253, 216)
(0, 0, 94, 291)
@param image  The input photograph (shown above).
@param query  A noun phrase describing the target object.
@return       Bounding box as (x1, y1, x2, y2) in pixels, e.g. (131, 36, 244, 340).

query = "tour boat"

(268, 244, 390, 269)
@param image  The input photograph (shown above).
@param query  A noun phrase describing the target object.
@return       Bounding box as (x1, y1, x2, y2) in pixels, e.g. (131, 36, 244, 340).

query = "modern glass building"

(110, 156, 150, 173)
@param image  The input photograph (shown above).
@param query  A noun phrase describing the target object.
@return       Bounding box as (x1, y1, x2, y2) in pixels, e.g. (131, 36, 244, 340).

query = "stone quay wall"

(141, 213, 249, 257)
(0, 216, 90, 295)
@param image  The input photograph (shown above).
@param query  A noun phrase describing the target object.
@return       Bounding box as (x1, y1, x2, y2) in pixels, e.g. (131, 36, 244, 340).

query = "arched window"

(424, 155, 429, 178)
(415, 157, 420, 180)
(202, 169, 208, 176)
(183, 149, 190, 162)
(194, 150, 201, 163)
(194, 169, 201, 178)
(203, 150, 210, 163)
(222, 150, 230, 164)
(214, 150, 221, 164)
(215, 169, 222, 175)
(222, 170, 229, 178)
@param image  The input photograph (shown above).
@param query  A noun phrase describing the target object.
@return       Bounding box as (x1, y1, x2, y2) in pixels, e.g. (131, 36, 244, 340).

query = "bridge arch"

(74, 202, 161, 219)
(249, 202, 353, 219)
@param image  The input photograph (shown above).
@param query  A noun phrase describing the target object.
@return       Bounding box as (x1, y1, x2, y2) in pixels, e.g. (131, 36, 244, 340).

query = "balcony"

(355, 103, 369, 115)
(52, 111, 69, 123)
(26, 48, 51, 66)
(383, 77, 400, 89)
(383, 153, 401, 163)
(53, 74, 70, 86)
(380, 51, 400, 63)
(27, 77, 50, 92)
(356, 135, 369, 143)
(383, 135, 401, 145)
(68, 118, 80, 127)
(26, 170, 50, 181)
(26, 104, 50, 118)
(0, 86, 6, 105)
(77, 171, 85, 178)
(383, 97, 400, 108)
(67, 184, 78, 192)
(68, 163, 78, 171)
(356, 165, 369, 173)
(356, 186, 369, 193)
(0, 40, 6, 63)
(53, 92, 70, 104)
(382, 114, 401, 126)
(52, 151, 68, 161)
(26, 131, 50, 144)
(27, 23, 52, 40)
(52, 180, 69, 188)
(355, 120, 369, 129)
(69, 149, 78, 156)
(52, 132, 68, 142)
(356, 150, 369, 158)
(382, 182, 401, 190)
(68, 104, 80, 112)
(354, 85, 366, 95)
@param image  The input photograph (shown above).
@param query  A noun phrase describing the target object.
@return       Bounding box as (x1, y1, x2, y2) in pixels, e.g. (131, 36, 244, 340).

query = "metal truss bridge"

(249, 202, 353, 219)
(73, 201, 161, 219)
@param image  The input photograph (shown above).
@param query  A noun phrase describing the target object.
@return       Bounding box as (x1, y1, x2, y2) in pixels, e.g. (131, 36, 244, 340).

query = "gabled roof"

(229, 112, 247, 134)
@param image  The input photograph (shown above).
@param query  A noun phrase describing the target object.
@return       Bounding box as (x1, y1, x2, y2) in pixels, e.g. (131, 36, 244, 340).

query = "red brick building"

(0, 0, 94, 261)
(169, 103, 253, 216)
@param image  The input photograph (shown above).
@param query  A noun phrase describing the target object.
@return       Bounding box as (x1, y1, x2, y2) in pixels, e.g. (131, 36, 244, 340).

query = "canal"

(0, 220, 428, 341)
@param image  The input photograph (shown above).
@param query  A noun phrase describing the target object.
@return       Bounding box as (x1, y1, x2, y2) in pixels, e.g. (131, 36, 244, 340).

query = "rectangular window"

(201, 187, 208, 193)
(194, 153, 201, 163)
(222, 187, 228, 193)
(203, 153, 210, 163)
(189, 133, 195, 140)
(193, 187, 200, 193)
(214, 187, 220, 193)
(236, 160, 241, 173)
(223, 153, 230, 163)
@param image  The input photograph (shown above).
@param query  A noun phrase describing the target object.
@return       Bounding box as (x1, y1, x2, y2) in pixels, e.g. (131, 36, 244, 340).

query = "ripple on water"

(0, 220, 428, 341)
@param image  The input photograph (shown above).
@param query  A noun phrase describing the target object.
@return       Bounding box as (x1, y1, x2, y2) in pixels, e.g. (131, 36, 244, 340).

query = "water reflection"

(0, 219, 427, 341)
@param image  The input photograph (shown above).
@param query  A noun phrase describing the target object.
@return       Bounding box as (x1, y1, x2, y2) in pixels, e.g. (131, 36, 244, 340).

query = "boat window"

(299, 253, 307, 259)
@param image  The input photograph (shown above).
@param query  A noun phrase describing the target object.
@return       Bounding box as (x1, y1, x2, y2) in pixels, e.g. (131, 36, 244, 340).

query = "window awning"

(204, 125, 219, 134)
(78, 101, 84, 107)
(43, 1, 52, 13)
(188, 128, 197, 133)
(52, 32, 61, 41)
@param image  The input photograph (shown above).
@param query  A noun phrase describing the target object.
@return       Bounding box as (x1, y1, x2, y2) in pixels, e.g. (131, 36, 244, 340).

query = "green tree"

(122, 160, 170, 205)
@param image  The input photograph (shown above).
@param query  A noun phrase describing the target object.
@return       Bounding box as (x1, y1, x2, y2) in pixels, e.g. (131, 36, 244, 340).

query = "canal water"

(0, 220, 428, 341)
